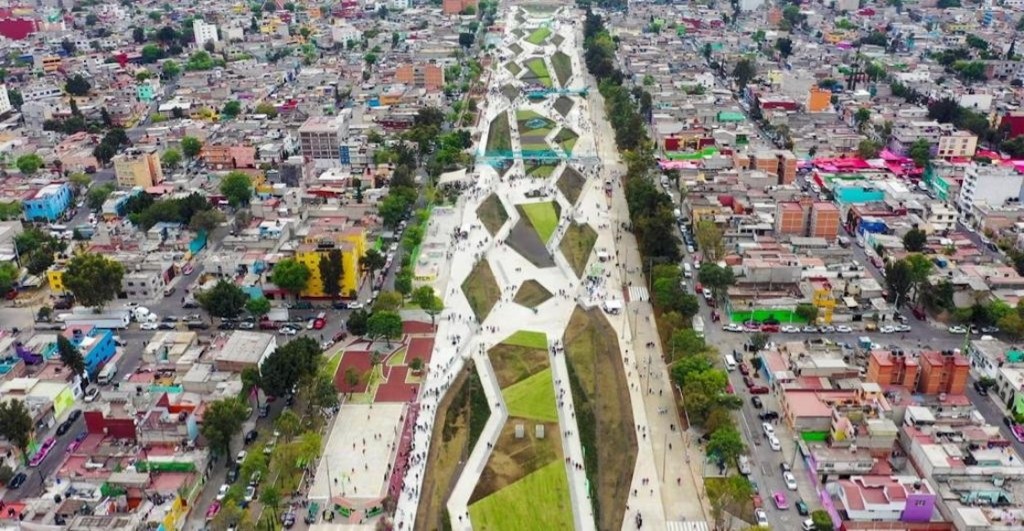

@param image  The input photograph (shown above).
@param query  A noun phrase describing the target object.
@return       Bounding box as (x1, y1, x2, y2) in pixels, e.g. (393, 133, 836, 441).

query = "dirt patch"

(559, 222, 597, 278)
(506, 216, 555, 269)
(462, 260, 501, 322)
(563, 307, 636, 531)
(416, 367, 491, 531)
(470, 419, 563, 503)
(513, 280, 553, 308)
(504, 63, 522, 77)
(501, 84, 519, 101)
(487, 342, 549, 388)
(556, 165, 586, 205)
(477, 194, 509, 236)
(553, 96, 574, 117)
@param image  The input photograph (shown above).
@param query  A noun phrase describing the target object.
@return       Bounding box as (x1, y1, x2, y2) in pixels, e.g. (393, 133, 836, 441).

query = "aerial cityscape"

(2, 0, 1024, 530)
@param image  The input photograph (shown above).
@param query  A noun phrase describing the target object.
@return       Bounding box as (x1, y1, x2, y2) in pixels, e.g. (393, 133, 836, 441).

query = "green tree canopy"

(698, 263, 735, 302)
(269, 259, 310, 297)
(62, 253, 125, 308)
(200, 397, 249, 457)
(366, 311, 403, 346)
(56, 335, 86, 378)
(245, 296, 271, 318)
(15, 153, 44, 175)
(903, 228, 927, 252)
(0, 399, 33, 463)
(258, 337, 322, 396)
(181, 136, 203, 159)
(219, 171, 253, 207)
(318, 249, 344, 300)
(347, 309, 370, 336)
(199, 280, 248, 319)
(0, 262, 19, 295)
(161, 148, 182, 170)
(411, 285, 444, 325)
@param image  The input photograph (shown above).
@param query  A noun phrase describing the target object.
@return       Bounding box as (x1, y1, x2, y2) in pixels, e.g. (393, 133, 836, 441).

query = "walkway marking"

(627, 286, 649, 302)
(666, 521, 710, 531)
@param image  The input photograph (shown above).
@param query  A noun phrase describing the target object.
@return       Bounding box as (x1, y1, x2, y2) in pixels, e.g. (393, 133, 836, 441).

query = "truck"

(58, 308, 131, 330)
(96, 351, 123, 385)
(601, 299, 623, 315)
(692, 316, 705, 338)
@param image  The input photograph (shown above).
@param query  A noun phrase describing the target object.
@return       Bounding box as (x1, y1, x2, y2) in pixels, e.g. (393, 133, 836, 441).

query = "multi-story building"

(774, 198, 840, 240)
(60, 326, 116, 378)
(442, 0, 476, 14)
(936, 130, 978, 159)
(0, 84, 11, 115)
(298, 114, 349, 163)
(22, 182, 72, 221)
(292, 220, 366, 299)
(395, 63, 445, 91)
(917, 351, 969, 395)
(193, 19, 218, 46)
(889, 120, 978, 160)
(830, 476, 938, 523)
(331, 22, 361, 46)
(867, 350, 920, 390)
(745, 150, 797, 184)
(958, 164, 1024, 214)
(113, 149, 164, 188)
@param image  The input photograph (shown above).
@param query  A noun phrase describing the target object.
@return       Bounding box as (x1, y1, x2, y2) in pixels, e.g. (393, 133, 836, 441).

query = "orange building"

(806, 88, 832, 113)
(917, 351, 969, 395)
(395, 63, 445, 91)
(443, 0, 476, 14)
(810, 202, 840, 240)
(748, 150, 797, 184)
(866, 350, 919, 390)
(774, 199, 839, 240)
(776, 202, 805, 235)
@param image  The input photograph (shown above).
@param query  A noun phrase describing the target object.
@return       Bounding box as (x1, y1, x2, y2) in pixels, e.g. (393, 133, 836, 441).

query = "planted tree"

(199, 280, 248, 319)
(269, 259, 310, 299)
(56, 335, 86, 379)
(200, 397, 249, 458)
(318, 249, 344, 300)
(62, 253, 125, 308)
(366, 311, 403, 346)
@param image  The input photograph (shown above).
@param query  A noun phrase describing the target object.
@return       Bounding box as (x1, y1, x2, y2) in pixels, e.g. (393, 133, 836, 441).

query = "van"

(801, 519, 815, 531)
(724, 354, 737, 372)
(602, 299, 623, 315)
(97, 361, 117, 385)
(682, 263, 692, 278)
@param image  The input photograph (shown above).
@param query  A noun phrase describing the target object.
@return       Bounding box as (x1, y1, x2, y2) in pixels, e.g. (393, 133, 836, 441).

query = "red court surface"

(334, 350, 372, 393)
(402, 320, 435, 334)
(407, 337, 435, 365)
(375, 366, 418, 402)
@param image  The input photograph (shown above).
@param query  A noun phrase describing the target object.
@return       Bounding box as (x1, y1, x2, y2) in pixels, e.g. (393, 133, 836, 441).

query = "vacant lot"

(519, 202, 560, 243)
(525, 27, 551, 45)
(485, 114, 512, 155)
(551, 51, 572, 87)
(513, 280, 552, 308)
(416, 367, 490, 531)
(563, 307, 635, 531)
(477, 194, 509, 236)
(556, 165, 585, 205)
(462, 260, 501, 322)
(469, 461, 573, 531)
(559, 222, 597, 278)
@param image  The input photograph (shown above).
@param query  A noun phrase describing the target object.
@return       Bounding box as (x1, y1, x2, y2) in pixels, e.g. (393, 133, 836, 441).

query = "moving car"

(768, 435, 782, 451)
(7, 472, 27, 489)
(773, 491, 789, 509)
(216, 484, 230, 501)
(795, 500, 809, 516)
(751, 396, 763, 409)
(783, 471, 798, 490)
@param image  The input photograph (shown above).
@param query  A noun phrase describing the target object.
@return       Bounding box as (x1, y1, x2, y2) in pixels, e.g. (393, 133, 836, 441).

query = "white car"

(762, 422, 775, 438)
(236, 450, 247, 464)
(306, 319, 315, 330)
(835, 325, 852, 333)
(781, 325, 800, 333)
(755, 508, 769, 526)
(723, 323, 743, 332)
(768, 435, 782, 451)
(880, 326, 896, 334)
(895, 324, 912, 333)
(948, 325, 968, 334)
(216, 484, 230, 501)
(278, 326, 297, 336)
(140, 322, 159, 330)
(347, 302, 364, 310)
(783, 471, 797, 490)
(244, 485, 256, 504)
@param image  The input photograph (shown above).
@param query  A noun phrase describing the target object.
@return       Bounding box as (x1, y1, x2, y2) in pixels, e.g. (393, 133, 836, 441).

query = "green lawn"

(321, 350, 343, 378)
(469, 461, 574, 531)
(503, 330, 548, 350)
(553, 127, 579, 153)
(520, 202, 559, 243)
(558, 222, 597, 278)
(486, 114, 512, 155)
(524, 58, 552, 88)
(505, 62, 522, 76)
(503, 368, 557, 422)
(525, 164, 558, 178)
(525, 27, 551, 45)
(462, 260, 501, 322)
(551, 51, 572, 87)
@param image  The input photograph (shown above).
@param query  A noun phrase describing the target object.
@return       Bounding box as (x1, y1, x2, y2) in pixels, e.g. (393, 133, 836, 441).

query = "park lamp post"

(674, 382, 691, 430)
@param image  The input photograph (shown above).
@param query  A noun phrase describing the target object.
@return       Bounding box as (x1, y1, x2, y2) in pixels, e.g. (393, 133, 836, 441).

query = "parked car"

(760, 324, 780, 333)
(801, 325, 817, 333)
(780, 325, 799, 333)
(244, 429, 259, 445)
(738, 364, 750, 376)
(723, 323, 743, 332)
(56, 419, 73, 436)
(974, 381, 990, 396)
(140, 322, 159, 330)
(759, 411, 779, 421)
(750, 386, 769, 395)
(243, 485, 256, 506)
(278, 326, 298, 336)
(7, 472, 27, 489)
(751, 396, 763, 409)
(835, 325, 853, 333)
(982, 326, 1001, 334)
(83, 387, 99, 402)
(755, 508, 769, 526)
(768, 435, 782, 451)
(762, 423, 775, 438)
(948, 325, 967, 334)
(236, 450, 247, 464)
(216, 484, 230, 501)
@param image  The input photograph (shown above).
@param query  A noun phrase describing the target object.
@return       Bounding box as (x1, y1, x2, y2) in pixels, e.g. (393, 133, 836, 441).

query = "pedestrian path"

(627, 285, 649, 302)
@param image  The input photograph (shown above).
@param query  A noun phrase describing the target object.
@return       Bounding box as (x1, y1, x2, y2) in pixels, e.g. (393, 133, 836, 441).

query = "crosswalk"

(666, 521, 710, 531)
(627, 286, 649, 302)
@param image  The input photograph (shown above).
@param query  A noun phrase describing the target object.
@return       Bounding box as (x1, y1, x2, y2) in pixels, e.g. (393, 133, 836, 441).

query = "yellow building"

(294, 226, 366, 298)
(47, 268, 66, 292)
(113, 150, 164, 188)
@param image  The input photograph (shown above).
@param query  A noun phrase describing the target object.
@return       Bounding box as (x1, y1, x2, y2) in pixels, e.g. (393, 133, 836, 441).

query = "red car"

(313, 318, 326, 330)
(760, 324, 780, 333)
(743, 376, 755, 388)
(750, 386, 770, 395)
(739, 364, 750, 376)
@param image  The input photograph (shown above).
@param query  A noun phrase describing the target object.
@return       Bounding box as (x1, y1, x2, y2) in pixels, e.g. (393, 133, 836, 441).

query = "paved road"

(2, 413, 84, 502)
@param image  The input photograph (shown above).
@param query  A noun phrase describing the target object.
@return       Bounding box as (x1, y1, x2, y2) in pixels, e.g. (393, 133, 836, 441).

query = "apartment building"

(958, 164, 1024, 214)
(936, 130, 978, 159)
(113, 149, 164, 188)
(745, 150, 797, 184)
(917, 351, 969, 395)
(298, 114, 349, 163)
(442, 0, 477, 14)
(774, 198, 840, 240)
(193, 19, 218, 46)
(0, 84, 11, 115)
(889, 120, 978, 159)
(395, 63, 445, 91)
